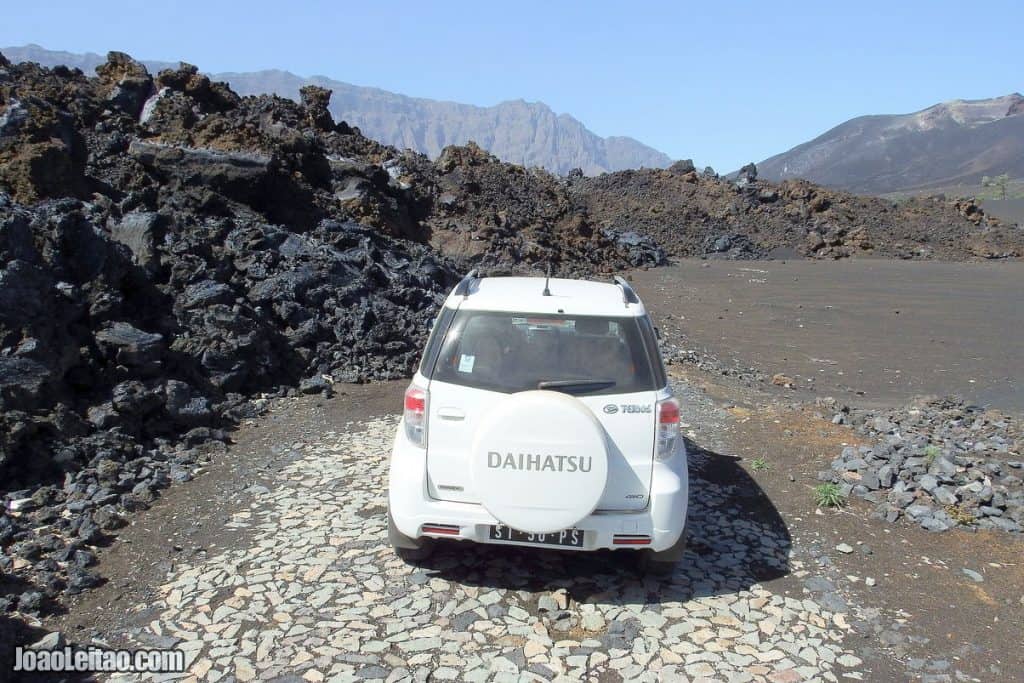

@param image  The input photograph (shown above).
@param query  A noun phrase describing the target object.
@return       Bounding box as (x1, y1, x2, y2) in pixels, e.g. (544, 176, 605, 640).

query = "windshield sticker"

(512, 317, 576, 330)
(458, 354, 476, 373)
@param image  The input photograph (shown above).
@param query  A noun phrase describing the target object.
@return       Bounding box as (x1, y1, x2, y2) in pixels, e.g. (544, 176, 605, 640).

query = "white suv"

(387, 272, 688, 569)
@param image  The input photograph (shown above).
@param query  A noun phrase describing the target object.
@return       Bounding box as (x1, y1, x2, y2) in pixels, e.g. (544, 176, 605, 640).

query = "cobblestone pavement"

(105, 407, 885, 683)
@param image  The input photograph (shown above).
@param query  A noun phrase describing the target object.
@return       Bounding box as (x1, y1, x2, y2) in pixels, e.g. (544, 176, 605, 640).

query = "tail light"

(655, 397, 680, 461)
(404, 384, 428, 447)
(613, 534, 652, 545)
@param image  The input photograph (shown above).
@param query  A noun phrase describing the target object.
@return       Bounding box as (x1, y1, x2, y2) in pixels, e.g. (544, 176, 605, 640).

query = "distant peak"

(758, 91, 1024, 194)
(910, 94, 1024, 128)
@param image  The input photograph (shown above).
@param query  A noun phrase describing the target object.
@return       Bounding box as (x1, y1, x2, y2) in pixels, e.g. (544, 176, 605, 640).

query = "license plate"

(488, 524, 584, 548)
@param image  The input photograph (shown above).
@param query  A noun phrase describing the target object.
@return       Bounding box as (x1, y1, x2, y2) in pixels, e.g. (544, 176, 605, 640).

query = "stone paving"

(112, 416, 871, 682)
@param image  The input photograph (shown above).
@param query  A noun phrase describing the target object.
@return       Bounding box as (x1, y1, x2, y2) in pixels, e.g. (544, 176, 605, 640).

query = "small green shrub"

(923, 445, 941, 464)
(751, 457, 770, 472)
(813, 483, 845, 508)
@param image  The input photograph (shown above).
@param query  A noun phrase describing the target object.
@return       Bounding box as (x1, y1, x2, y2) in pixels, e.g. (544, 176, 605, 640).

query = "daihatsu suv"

(387, 271, 688, 570)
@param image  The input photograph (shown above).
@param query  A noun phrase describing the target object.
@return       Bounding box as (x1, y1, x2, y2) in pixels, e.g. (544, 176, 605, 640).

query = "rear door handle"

(437, 407, 466, 421)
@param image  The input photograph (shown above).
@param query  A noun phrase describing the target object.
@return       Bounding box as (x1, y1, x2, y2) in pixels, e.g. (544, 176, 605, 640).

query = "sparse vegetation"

(923, 445, 941, 464)
(981, 173, 1011, 201)
(885, 178, 1024, 203)
(751, 457, 770, 472)
(813, 483, 846, 508)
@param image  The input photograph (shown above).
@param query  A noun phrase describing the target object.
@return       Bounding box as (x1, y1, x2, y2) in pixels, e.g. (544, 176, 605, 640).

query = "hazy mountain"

(2, 43, 176, 75)
(757, 94, 1024, 194)
(2, 44, 672, 175)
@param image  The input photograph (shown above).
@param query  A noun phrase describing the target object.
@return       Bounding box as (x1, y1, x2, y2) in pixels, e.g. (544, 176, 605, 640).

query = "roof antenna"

(542, 262, 552, 296)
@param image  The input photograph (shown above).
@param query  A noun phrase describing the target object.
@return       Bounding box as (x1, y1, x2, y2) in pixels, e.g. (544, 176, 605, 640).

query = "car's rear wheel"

(635, 528, 687, 575)
(388, 509, 434, 563)
(396, 544, 434, 562)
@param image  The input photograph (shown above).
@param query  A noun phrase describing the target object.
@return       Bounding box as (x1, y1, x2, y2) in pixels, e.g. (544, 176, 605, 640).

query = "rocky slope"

(573, 163, 1023, 260)
(757, 94, 1024, 194)
(2, 44, 673, 175)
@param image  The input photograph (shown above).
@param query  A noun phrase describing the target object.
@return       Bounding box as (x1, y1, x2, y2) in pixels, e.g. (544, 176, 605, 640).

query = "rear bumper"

(387, 423, 688, 553)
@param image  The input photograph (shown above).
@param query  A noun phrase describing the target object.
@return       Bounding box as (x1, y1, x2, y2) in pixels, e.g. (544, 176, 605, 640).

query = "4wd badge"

(604, 404, 651, 414)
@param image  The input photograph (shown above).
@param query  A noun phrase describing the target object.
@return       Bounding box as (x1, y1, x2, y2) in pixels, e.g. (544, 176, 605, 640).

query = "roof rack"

(453, 269, 480, 297)
(613, 276, 640, 305)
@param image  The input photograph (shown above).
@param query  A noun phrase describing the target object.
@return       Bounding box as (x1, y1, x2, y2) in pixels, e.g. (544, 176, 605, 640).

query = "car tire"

(388, 509, 435, 563)
(396, 544, 435, 563)
(635, 528, 687, 575)
(635, 551, 677, 576)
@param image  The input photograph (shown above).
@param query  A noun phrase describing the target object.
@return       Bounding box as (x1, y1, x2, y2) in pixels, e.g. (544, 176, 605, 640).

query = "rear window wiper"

(537, 379, 617, 393)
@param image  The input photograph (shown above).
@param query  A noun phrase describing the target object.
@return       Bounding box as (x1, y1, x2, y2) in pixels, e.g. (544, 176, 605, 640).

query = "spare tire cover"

(471, 390, 608, 534)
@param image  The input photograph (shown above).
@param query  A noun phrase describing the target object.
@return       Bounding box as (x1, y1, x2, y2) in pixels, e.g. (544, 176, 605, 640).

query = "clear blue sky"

(3, 1, 1021, 171)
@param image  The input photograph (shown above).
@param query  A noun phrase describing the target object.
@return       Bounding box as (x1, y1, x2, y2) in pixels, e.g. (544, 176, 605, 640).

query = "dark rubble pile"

(816, 397, 1023, 533)
(0, 194, 452, 613)
(572, 163, 1024, 260)
(387, 142, 665, 273)
(0, 52, 661, 273)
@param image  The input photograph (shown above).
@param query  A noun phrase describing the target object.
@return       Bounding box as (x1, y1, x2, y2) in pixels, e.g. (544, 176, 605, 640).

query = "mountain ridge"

(1, 44, 672, 175)
(757, 93, 1024, 194)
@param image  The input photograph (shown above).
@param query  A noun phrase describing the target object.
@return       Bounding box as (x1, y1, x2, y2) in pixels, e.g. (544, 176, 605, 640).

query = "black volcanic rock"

(94, 322, 165, 367)
(0, 53, 470, 612)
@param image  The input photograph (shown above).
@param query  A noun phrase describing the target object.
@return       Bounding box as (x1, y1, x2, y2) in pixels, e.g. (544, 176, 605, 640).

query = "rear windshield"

(426, 310, 660, 395)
